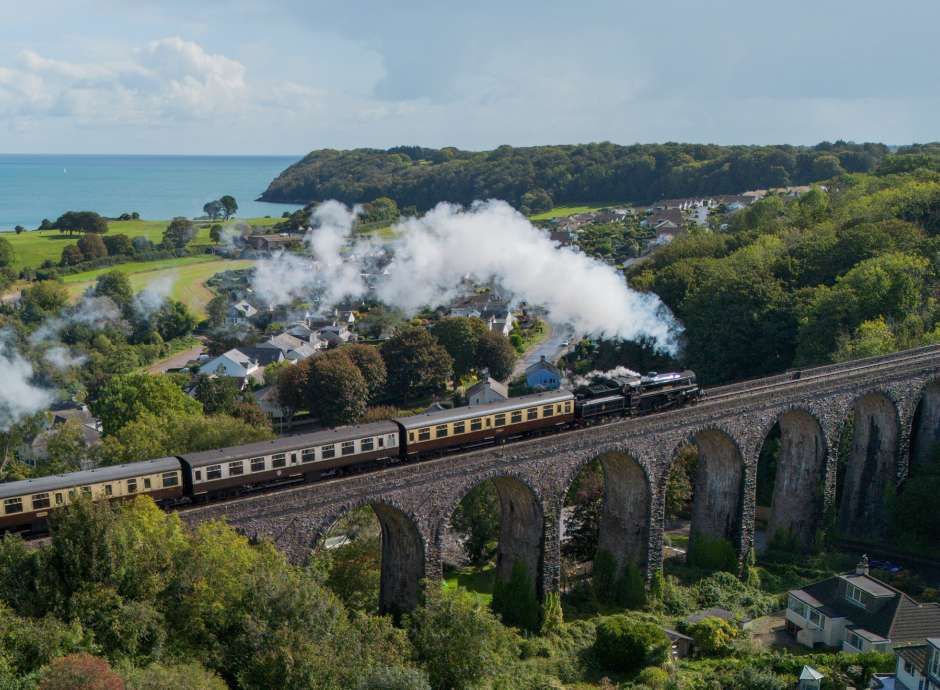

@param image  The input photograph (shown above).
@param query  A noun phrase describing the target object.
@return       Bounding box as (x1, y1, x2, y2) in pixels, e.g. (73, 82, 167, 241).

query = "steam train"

(0, 370, 701, 533)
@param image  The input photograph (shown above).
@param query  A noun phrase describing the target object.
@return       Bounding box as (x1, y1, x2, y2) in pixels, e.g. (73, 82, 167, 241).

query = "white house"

(318, 324, 352, 347)
(226, 301, 258, 325)
(786, 556, 940, 653)
(198, 347, 284, 381)
(467, 377, 508, 406)
(889, 637, 940, 689)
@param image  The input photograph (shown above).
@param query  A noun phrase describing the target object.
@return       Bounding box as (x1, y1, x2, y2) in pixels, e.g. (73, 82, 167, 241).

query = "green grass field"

(528, 203, 626, 221)
(442, 566, 495, 605)
(2, 217, 280, 272)
(63, 257, 256, 317)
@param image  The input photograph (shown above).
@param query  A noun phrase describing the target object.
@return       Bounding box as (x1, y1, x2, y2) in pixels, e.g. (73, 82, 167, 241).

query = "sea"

(0, 154, 304, 230)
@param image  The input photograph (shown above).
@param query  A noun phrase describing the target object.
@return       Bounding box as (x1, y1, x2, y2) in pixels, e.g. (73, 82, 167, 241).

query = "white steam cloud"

(44, 345, 88, 371)
(133, 274, 175, 318)
(252, 199, 678, 350)
(0, 331, 54, 431)
(30, 295, 123, 346)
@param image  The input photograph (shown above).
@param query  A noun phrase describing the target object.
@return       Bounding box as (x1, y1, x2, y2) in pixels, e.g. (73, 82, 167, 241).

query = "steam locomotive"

(0, 370, 701, 533)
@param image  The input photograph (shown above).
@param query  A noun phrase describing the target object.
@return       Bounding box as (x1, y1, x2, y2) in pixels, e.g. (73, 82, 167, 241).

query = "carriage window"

(418, 428, 431, 441)
(3, 498, 22, 514)
(470, 418, 483, 431)
(302, 448, 316, 463)
(162, 472, 179, 488)
(361, 438, 374, 452)
(321, 445, 336, 459)
(251, 457, 266, 472)
(436, 425, 449, 438)
(81, 486, 92, 496)
(143, 479, 151, 490)
(527, 407, 538, 421)
(494, 413, 506, 427)
(557, 405, 563, 413)
(126, 479, 137, 493)
(511, 410, 523, 424)
(566, 402, 572, 412)
(378, 437, 385, 447)
(228, 461, 244, 476)
(54, 492, 64, 506)
(31, 493, 50, 510)
(104, 484, 113, 496)
(542, 405, 554, 417)
(272, 454, 287, 468)
(194, 471, 202, 481)
(341, 441, 356, 456)
(69, 489, 78, 499)
(453, 421, 466, 435)
(408, 432, 414, 442)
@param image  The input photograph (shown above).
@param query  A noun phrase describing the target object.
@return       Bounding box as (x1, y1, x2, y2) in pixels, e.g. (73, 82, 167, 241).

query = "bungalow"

(467, 377, 508, 406)
(227, 301, 258, 326)
(526, 356, 563, 390)
(245, 234, 297, 251)
(198, 347, 284, 382)
(318, 324, 352, 347)
(257, 333, 318, 362)
(786, 555, 940, 653)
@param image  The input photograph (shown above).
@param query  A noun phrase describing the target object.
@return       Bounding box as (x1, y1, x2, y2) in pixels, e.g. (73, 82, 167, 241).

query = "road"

(147, 341, 205, 374)
(511, 322, 578, 379)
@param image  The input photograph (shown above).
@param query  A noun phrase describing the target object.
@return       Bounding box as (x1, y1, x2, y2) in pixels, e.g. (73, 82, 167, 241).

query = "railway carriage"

(395, 390, 576, 457)
(0, 458, 183, 532)
(178, 421, 400, 497)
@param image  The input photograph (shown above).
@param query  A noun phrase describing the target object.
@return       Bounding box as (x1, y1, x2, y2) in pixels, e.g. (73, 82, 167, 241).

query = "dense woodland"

(261, 141, 889, 211)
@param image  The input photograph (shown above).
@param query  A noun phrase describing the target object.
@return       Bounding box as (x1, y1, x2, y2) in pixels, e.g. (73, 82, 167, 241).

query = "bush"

(635, 666, 669, 689)
(687, 532, 738, 572)
(491, 560, 540, 632)
(592, 615, 669, 673)
(540, 591, 564, 635)
(355, 666, 431, 690)
(38, 654, 123, 690)
(615, 562, 647, 610)
(122, 661, 227, 690)
(686, 616, 738, 657)
(592, 549, 617, 603)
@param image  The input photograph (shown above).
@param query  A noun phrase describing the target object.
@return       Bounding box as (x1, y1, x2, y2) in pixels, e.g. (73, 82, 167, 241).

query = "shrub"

(686, 616, 738, 656)
(593, 615, 669, 673)
(687, 532, 738, 572)
(38, 654, 124, 690)
(355, 665, 431, 690)
(541, 591, 564, 635)
(122, 661, 227, 690)
(635, 666, 669, 689)
(492, 560, 540, 632)
(615, 562, 647, 610)
(592, 549, 617, 602)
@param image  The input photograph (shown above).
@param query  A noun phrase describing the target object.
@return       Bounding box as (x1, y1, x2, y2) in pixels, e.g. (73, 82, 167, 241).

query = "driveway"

(147, 341, 205, 374)
(512, 323, 578, 378)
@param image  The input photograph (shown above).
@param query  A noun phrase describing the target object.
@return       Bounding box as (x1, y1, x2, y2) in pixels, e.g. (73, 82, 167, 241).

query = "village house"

(245, 234, 297, 251)
(18, 404, 102, 468)
(525, 356, 563, 390)
(786, 556, 940, 654)
(640, 208, 685, 231)
(256, 333, 318, 362)
(467, 376, 508, 405)
(198, 347, 284, 383)
(227, 300, 258, 326)
(887, 637, 940, 689)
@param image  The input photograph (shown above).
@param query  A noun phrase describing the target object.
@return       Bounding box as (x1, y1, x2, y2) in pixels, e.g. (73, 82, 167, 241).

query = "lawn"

(443, 565, 496, 605)
(528, 203, 627, 221)
(63, 257, 256, 317)
(2, 217, 280, 271)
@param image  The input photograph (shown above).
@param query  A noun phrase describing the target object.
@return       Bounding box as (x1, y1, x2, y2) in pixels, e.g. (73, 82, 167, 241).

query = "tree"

(343, 344, 387, 401)
(275, 361, 310, 429)
(686, 616, 738, 657)
(160, 218, 195, 251)
(91, 373, 202, 436)
(219, 195, 238, 220)
(208, 224, 223, 243)
(305, 351, 368, 427)
(192, 375, 243, 415)
(95, 271, 134, 312)
(20, 281, 69, 322)
(491, 560, 540, 632)
(381, 327, 453, 402)
(520, 188, 553, 215)
(131, 237, 153, 253)
(450, 482, 500, 564)
(76, 233, 108, 260)
(205, 295, 228, 328)
(37, 654, 124, 690)
(476, 330, 517, 380)
(42, 421, 89, 475)
(0, 236, 14, 267)
(203, 200, 223, 221)
(60, 244, 85, 266)
(407, 587, 517, 690)
(54, 211, 108, 235)
(39, 218, 53, 230)
(355, 666, 430, 690)
(103, 234, 133, 257)
(14, 225, 24, 234)
(123, 661, 228, 690)
(154, 301, 196, 341)
(430, 317, 488, 381)
(592, 615, 670, 673)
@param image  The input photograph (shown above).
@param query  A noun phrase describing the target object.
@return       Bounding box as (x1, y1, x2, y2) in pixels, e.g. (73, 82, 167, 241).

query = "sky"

(1, 0, 939, 154)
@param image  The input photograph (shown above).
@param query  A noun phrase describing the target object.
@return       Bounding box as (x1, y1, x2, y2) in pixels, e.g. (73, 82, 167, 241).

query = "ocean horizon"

(0, 154, 304, 230)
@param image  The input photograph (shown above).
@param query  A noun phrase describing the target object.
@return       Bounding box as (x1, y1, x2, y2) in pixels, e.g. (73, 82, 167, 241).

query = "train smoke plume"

(252, 200, 679, 350)
(0, 331, 53, 431)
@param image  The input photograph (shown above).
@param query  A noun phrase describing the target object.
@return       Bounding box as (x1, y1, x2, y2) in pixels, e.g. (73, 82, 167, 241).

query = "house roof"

(238, 346, 284, 366)
(467, 377, 508, 400)
(794, 571, 940, 645)
(896, 644, 929, 671)
(262, 333, 306, 352)
(0, 458, 180, 499)
(526, 357, 562, 377)
(800, 666, 825, 681)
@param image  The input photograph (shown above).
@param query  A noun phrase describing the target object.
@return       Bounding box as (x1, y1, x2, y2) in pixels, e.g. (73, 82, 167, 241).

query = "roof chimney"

(856, 554, 869, 576)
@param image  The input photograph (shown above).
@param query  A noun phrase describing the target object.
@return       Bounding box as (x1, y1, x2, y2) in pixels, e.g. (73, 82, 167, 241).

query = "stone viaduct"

(181, 345, 940, 614)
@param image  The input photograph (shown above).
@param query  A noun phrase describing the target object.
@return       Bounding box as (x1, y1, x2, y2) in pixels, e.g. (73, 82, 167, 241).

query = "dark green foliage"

(380, 326, 453, 402)
(103, 234, 133, 257)
(76, 233, 108, 260)
(450, 482, 500, 564)
(219, 195, 238, 219)
(562, 462, 602, 562)
(0, 237, 14, 267)
(686, 616, 738, 657)
(261, 142, 886, 210)
(122, 661, 229, 689)
(894, 446, 940, 543)
(476, 330, 517, 380)
(430, 316, 488, 380)
(54, 211, 108, 235)
(305, 350, 368, 426)
(154, 300, 196, 341)
(94, 271, 134, 312)
(59, 244, 84, 266)
(592, 615, 669, 673)
(159, 217, 195, 250)
(591, 549, 617, 603)
(491, 560, 540, 632)
(342, 344, 387, 401)
(540, 591, 563, 636)
(615, 562, 647, 610)
(192, 376, 244, 416)
(687, 533, 738, 572)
